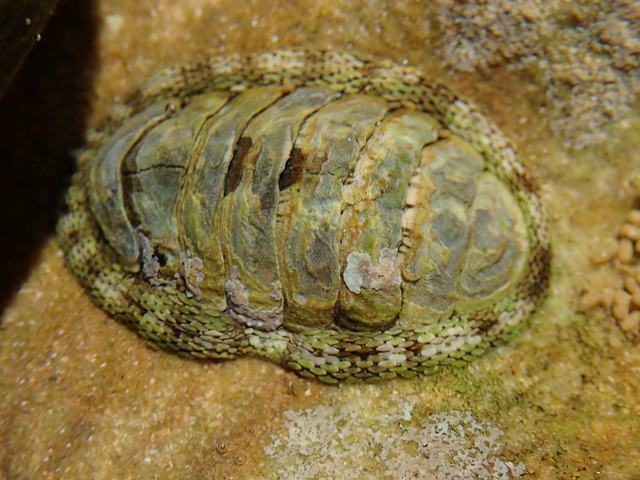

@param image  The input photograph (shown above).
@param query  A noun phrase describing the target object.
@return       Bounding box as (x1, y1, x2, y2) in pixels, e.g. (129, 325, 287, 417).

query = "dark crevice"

(0, 0, 99, 314)
(224, 136, 253, 196)
(125, 164, 186, 175)
(278, 146, 306, 192)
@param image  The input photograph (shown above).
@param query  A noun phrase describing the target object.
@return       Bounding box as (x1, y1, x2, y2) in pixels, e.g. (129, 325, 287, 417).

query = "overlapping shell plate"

(56, 50, 551, 383)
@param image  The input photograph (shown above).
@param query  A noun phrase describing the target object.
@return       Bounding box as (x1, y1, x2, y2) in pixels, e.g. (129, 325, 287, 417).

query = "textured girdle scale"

(57, 50, 551, 383)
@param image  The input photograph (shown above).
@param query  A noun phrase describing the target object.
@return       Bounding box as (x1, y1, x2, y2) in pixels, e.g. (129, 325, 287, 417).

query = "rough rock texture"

(1, 0, 640, 478)
(434, 0, 640, 147)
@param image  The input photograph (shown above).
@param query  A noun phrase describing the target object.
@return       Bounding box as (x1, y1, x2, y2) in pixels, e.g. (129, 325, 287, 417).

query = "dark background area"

(0, 0, 98, 312)
(0, 0, 59, 98)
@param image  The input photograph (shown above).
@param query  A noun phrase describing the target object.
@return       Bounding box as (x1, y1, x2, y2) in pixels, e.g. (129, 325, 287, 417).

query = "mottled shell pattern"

(57, 50, 551, 383)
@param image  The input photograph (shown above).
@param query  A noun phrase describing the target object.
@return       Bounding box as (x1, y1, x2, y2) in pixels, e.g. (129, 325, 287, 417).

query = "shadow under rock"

(0, 0, 99, 314)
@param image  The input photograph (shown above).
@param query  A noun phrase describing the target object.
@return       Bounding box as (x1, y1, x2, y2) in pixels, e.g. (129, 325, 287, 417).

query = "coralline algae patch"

(260, 394, 526, 480)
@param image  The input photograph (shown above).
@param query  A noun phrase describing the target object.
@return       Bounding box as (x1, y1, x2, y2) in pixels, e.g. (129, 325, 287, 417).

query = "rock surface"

(1, 0, 640, 478)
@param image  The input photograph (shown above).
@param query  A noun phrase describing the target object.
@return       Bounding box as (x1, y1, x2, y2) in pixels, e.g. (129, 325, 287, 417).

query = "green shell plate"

(57, 50, 551, 383)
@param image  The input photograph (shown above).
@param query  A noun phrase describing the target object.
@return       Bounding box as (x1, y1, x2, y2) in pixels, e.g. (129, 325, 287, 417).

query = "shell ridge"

(178, 87, 287, 312)
(221, 86, 340, 330)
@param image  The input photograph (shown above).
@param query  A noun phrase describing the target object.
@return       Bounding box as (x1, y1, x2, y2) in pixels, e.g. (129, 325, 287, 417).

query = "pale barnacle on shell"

(57, 50, 551, 382)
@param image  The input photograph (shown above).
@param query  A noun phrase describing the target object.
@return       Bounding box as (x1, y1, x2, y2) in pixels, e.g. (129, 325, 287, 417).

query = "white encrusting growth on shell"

(343, 248, 402, 294)
(224, 266, 284, 331)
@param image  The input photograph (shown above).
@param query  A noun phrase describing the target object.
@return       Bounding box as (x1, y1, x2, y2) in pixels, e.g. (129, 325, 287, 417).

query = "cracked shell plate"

(57, 50, 551, 383)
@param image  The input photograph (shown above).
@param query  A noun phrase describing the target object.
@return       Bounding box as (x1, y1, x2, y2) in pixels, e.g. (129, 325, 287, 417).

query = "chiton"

(57, 50, 551, 382)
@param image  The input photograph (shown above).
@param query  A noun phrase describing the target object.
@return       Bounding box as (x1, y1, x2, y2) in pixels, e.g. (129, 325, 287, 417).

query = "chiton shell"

(57, 50, 551, 382)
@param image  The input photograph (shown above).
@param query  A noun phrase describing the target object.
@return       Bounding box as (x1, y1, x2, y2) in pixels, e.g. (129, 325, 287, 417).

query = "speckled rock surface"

(1, 0, 640, 478)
